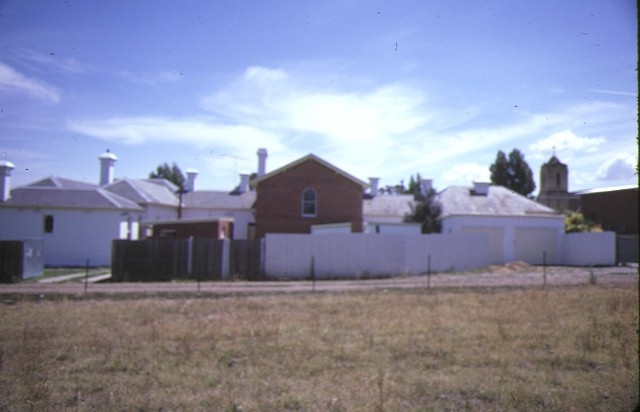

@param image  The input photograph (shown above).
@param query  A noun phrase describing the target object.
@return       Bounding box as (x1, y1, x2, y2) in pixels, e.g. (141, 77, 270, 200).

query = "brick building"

(252, 154, 368, 238)
(575, 185, 638, 234)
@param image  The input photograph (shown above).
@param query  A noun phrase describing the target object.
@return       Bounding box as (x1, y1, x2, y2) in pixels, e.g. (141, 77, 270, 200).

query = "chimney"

(185, 168, 198, 192)
(239, 172, 250, 194)
(419, 178, 433, 197)
(0, 160, 15, 202)
(98, 150, 117, 186)
(368, 177, 380, 197)
(472, 181, 490, 196)
(257, 148, 268, 177)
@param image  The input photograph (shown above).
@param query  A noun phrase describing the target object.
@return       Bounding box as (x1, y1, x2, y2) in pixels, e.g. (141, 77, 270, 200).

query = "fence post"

(84, 259, 89, 295)
(543, 251, 547, 287)
(310, 255, 316, 292)
(427, 254, 431, 289)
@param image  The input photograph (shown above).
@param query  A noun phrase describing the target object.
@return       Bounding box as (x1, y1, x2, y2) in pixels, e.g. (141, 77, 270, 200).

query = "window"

(43, 215, 54, 233)
(556, 173, 560, 187)
(301, 189, 317, 217)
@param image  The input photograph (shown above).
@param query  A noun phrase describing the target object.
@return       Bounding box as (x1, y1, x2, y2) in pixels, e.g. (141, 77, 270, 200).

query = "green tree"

(564, 211, 602, 233)
(149, 162, 186, 191)
(406, 186, 442, 233)
(489, 149, 536, 197)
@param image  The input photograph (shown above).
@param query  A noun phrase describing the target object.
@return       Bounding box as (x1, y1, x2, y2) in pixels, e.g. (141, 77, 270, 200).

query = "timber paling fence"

(111, 239, 262, 282)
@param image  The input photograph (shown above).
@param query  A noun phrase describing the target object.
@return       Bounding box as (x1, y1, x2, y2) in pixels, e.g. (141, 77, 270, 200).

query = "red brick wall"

(580, 188, 638, 234)
(151, 221, 233, 239)
(255, 159, 363, 238)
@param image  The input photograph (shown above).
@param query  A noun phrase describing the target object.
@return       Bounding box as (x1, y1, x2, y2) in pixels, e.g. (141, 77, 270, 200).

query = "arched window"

(301, 189, 317, 217)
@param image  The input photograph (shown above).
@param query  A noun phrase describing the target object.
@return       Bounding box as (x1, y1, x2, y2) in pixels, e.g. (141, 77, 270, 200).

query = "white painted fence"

(264, 233, 491, 279)
(562, 232, 616, 266)
(263, 231, 617, 279)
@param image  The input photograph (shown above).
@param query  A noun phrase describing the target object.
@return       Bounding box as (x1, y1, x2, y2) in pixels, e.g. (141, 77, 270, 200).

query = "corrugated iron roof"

(104, 178, 179, 207)
(1, 186, 144, 211)
(363, 194, 416, 218)
(183, 190, 256, 210)
(28, 176, 99, 189)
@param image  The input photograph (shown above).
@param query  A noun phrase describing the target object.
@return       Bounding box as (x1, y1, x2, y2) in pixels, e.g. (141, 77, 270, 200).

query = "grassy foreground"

(0, 286, 637, 411)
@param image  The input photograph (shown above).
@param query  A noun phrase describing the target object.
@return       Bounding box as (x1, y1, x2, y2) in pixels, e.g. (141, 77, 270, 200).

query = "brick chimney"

(0, 160, 15, 202)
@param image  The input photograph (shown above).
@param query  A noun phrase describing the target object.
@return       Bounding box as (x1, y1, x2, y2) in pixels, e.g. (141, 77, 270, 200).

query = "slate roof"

(1, 186, 144, 211)
(363, 194, 416, 219)
(104, 178, 179, 207)
(438, 185, 558, 217)
(183, 190, 256, 210)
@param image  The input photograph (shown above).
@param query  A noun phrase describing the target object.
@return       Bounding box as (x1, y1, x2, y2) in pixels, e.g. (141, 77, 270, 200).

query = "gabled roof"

(363, 194, 416, 218)
(1, 186, 144, 211)
(183, 190, 256, 210)
(250, 154, 368, 189)
(28, 176, 99, 189)
(438, 185, 558, 217)
(104, 178, 179, 207)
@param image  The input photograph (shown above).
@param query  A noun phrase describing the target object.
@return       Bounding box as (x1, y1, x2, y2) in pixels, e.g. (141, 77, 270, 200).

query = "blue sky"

(0, 0, 637, 193)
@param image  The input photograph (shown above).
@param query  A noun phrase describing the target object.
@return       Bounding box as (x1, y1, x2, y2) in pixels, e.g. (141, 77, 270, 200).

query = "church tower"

(537, 153, 580, 211)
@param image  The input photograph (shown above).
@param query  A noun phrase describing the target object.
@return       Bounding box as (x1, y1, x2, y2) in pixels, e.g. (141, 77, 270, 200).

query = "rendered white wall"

(562, 232, 616, 266)
(0, 207, 140, 266)
(263, 233, 491, 279)
(442, 214, 564, 264)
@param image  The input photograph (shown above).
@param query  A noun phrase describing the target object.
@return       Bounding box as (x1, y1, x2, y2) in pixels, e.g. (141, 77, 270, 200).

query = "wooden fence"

(111, 238, 262, 282)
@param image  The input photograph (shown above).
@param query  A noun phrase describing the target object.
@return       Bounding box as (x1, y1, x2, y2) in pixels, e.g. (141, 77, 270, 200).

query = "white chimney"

(257, 148, 268, 177)
(419, 178, 433, 197)
(98, 150, 117, 186)
(239, 172, 250, 194)
(473, 181, 490, 196)
(185, 168, 198, 192)
(368, 177, 380, 197)
(0, 160, 15, 202)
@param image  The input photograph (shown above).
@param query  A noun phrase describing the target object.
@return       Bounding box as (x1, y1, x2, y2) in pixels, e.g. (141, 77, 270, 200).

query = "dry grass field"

(0, 285, 637, 411)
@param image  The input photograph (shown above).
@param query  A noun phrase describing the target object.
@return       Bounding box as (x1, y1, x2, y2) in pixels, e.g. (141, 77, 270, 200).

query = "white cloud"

(441, 163, 490, 187)
(0, 62, 60, 103)
(595, 153, 637, 181)
(67, 65, 636, 191)
(528, 130, 606, 156)
(15, 49, 90, 74)
(67, 116, 286, 153)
